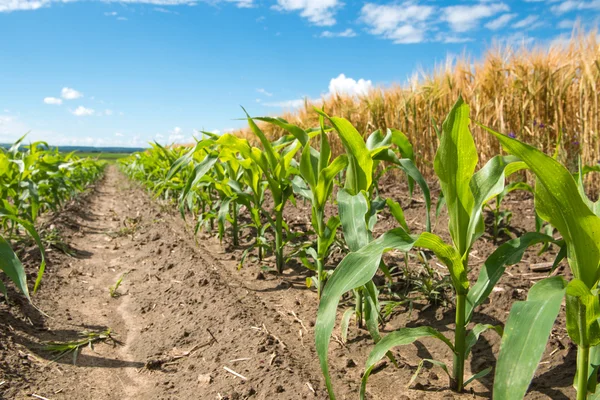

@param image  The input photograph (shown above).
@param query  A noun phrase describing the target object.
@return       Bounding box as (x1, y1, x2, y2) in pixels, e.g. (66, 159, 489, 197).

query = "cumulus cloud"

(61, 87, 83, 100)
(71, 106, 94, 116)
(115, 132, 124, 137)
(273, 0, 341, 26)
(328, 73, 373, 96)
(444, 3, 509, 32)
(485, 13, 517, 30)
(320, 28, 357, 38)
(44, 97, 63, 105)
(360, 2, 433, 43)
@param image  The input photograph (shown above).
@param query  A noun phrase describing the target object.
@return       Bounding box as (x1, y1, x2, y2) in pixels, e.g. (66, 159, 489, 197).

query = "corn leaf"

(434, 96, 477, 256)
(0, 235, 30, 301)
(315, 228, 465, 399)
(493, 276, 567, 400)
(466, 232, 556, 322)
(483, 124, 600, 288)
(360, 326, 455, 400)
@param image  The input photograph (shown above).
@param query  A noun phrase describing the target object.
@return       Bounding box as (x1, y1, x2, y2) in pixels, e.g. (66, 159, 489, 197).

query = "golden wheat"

(236, 29, 599, 183)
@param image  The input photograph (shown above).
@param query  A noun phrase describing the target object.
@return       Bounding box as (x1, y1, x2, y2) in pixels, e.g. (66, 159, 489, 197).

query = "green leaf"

(434, 96, 477, 256)
(0, 235, 30, 301)
(467, 155, 519, 246)
(466, 232, 556, 322)
(465, 324, 502, 358)
(386, 198, 409, 232)
(464, 367, 493, 387)
(316, 109, 373, 194)
(494, 276, 567, 400)
(373, 151, 431, 232)
(315, 227, 415, 399)
(565, 279, 600, 347)
(483, 124, 600, 288)
(253, 116, 309, 147)
(337, 189, 370, 252)
(315, 228, 465, 399)
(360, 327, 455, 400)
(340, 308, 354, 343)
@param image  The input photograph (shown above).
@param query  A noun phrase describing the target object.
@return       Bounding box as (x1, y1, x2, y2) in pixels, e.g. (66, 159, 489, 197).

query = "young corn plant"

(482, 126, 600, 400)
(314, 97, 557, 399)
(216, 113, 303, 273)
(254, 114, 346, 296)
(315, 108, 431, 333)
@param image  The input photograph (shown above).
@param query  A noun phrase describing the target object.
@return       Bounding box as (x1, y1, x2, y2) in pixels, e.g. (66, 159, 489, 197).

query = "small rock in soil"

(197, 374, 212, 386)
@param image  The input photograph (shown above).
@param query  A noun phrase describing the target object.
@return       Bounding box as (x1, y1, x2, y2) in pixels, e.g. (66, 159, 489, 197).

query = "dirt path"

(0, 165, 576, 400)
(2, 166, 331, 399)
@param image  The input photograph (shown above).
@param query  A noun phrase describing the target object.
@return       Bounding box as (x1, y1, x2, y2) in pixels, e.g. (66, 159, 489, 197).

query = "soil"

(0, 165, 577, 400)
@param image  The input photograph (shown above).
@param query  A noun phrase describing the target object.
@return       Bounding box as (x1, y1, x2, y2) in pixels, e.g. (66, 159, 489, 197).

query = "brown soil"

(0, 166, 576, 399)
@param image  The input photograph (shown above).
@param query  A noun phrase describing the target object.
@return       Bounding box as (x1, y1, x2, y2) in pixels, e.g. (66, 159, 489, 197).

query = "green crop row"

(122, 98, 600, 400)
(0, 136, 105, 301)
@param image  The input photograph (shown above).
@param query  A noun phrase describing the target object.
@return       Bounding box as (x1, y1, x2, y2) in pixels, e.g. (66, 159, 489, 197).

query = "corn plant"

(248, 114, 345, 295)
(481, 125, 600, 400)
(314, 97, 559, 399)
(0, 138, 104, 292)
(216, 113, 303, 273)
(314, 108, 432, 332)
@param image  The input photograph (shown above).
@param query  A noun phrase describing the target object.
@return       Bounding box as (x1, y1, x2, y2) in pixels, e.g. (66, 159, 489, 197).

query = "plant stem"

(316, 210, 326, 299)
(274, 207, 284, 274)
(577, 345, 590, 400)
(453, 293, 466, 392)
(231, 200, 238, 246)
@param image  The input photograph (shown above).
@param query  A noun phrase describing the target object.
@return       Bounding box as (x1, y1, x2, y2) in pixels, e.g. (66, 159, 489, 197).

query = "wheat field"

(237, 30, 599, 181)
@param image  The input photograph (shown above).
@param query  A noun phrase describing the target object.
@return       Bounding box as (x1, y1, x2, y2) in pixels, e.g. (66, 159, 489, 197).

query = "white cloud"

(227, 0, 253, 7)
(513, 15, 543, 30)
(445, 3, 509, 32)
(360, 2, 434, 44)
(168, 126, 185, 143)
(104, 11, 117, 16)
(43, 97, 63, 105)
(0, 0, 248, 13)
(436, 35, 475, 44)
(273, 0, 341, 26)
(551, 1, 600, 14)
(117, 16, 127, 20)
(558, 19, 574, 29)
(320, 28, 357, 38)
(485, 13, 517, 30)
(71, 106, 95, 116)
(328, 73, 373, 96)
(0, 0, 51, 12)
(61, 87, 83, 100)
(263, 99, 307, 108)
(257, 88, 273, 97)
(115, 132, 124, 137)
(154, 6, 178, 13)
(102, 109, 113, 116)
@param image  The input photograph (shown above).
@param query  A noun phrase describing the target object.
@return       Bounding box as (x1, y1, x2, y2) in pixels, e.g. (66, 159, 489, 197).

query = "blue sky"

(0, 0, 597, 147)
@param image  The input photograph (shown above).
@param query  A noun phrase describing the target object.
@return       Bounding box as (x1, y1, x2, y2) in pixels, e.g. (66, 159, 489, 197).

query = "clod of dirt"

(197, 374, 212, 386)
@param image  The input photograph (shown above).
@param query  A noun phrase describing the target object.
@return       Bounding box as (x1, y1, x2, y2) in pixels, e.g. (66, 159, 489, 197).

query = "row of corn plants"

(0, 137, 105, 303)
(123, 96, 596, 399)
